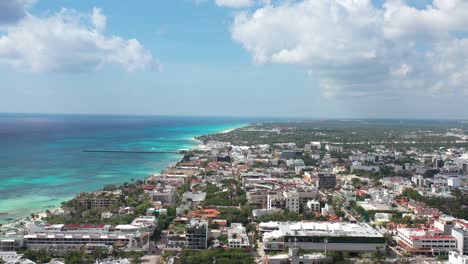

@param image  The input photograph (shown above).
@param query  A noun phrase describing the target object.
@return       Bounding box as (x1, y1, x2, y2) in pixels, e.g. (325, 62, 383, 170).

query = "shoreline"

(0, 123, 246, 226)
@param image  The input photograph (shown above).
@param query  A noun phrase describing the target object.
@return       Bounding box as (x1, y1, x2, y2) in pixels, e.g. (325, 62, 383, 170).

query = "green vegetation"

(153, 207, 177, 240)
(178, 248, 254, 264)
(22, 249, 53, 263)
(201, 183, 247, 206)
(401, 188, 468, 219)
(198, 120, 468, 150)
(218, 207, 253, 226)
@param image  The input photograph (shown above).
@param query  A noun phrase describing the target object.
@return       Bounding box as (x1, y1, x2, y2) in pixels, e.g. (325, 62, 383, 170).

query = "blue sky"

(1, 0, 468, 118)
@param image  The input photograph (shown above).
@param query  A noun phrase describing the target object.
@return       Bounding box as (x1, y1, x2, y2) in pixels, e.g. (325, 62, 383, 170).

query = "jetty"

(82, 150, 185, 154)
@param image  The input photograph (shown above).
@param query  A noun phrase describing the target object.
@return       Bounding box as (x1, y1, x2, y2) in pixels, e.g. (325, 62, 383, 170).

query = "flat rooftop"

(260, 221, 383, 239)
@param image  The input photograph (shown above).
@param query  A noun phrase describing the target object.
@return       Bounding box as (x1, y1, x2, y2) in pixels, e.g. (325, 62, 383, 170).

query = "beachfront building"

(24, 217, 157, 251)
(76, 190, 123, 209)
(260, 221, 385, 253)
(396, 227, 457, 255)
(0, 237, 23, 251)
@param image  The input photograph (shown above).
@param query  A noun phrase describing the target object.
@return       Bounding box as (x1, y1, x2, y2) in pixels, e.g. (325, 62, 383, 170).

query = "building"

(24, 218, 156, 251)
(396, 227, 457, 255)
(182, 191, 206, 203)
(0, 237, 23, 251)
(452, 219, 468, 255)
(151, 188, 176, 205)
(339, 183, 356, 206)
(252, 208, 284, 219)
(266, 247, 332, 264)
(247, 190, 273, 207)
(325, 144, 343, 153)
(260, 222, 385, 253)
(449, 251, 468, 264)
(280, 151, 302, 160)
(448, 177, 461, 188)
(24, 232, 133, 251)
(434, 216, 456, 235)
(0, 251, 35, 264)
(267, 191, 300, 213)
(306, 200, 320, 213)
(412, 175, 424, 186)
(227, 223, 250, 248)
(317, 173, 336, 189)
(76, 191, 122, 209)
(186, 219, 208, 250)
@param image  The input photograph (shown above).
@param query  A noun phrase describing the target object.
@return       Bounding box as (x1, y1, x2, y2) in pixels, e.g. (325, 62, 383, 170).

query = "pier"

(82, 149, 184, 154)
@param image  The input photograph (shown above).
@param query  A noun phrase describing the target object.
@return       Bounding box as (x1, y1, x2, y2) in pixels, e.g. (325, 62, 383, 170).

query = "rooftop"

(260, 221, 383, 239)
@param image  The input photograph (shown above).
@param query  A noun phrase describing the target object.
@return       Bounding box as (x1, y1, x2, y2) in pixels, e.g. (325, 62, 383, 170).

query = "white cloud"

(91, 7, 107, 33)
(215, 0, 254, 8)
(230, 0, 468, 98)
(0, 7, 155, 73)
(383, 0, 468, 41)
(0, 0, 35, 24)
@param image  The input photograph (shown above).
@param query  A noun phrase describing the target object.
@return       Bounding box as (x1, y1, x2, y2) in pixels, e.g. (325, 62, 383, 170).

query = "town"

(1, 120, 468, 264)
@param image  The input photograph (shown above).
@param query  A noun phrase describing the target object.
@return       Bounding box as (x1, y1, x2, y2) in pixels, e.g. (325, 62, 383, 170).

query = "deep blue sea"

(0, 114, 249, 222)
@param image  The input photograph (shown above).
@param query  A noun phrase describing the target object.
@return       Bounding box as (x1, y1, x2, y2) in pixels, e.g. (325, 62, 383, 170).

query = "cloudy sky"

(0, 0, 467, 118)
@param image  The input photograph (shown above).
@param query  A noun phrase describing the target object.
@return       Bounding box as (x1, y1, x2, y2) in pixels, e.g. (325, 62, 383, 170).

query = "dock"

(82, 150, 183, 154)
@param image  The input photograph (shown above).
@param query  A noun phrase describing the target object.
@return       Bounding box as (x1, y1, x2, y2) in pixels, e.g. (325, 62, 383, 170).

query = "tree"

(0, 258, 5, 264)
(92, 247, 108, 261)
(371, 246, 385, 264)
(63, 249, 86, 264)
(23, 249, 53, 263)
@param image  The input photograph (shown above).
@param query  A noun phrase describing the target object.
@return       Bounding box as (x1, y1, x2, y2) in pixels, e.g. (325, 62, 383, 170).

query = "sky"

(0, 0, 468, 119)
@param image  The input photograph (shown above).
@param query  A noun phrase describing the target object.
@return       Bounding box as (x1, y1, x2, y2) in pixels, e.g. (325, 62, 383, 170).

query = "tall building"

(452, 219, 468, 255)
(317, 173, 336, 189)
(186, 219, 208, 249)
(340, 183, 356, 206)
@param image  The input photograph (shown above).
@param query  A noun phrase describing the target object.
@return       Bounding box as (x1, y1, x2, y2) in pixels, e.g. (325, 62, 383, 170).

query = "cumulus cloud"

(230, 0, 468, 98)
(215, 0, 254, 8)
(0, 7, 154, 73)
(0, 0, 35, 24)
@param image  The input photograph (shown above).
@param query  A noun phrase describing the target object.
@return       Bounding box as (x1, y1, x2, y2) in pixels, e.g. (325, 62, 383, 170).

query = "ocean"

(0, 114, 249, 222)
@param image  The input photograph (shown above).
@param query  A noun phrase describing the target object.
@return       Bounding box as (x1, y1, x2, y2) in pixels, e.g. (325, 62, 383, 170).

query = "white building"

(0, 251, 35, 264)
(452, 219, 468, 255)
(306, 200, 321, 213)
(260, 222, 385, 253)
(267, 247, 332, 264)
(325, 144, 343, 153)
(227, 223, 250, 248)
(448, 177, 461, 188)
(397, 227, 457, 255)
(267, 191, 300, 213)
(449, 251, 468, 264)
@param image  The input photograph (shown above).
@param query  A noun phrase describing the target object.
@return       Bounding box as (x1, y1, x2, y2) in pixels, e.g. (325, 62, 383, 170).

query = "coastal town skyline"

(2, 0, 468, 119)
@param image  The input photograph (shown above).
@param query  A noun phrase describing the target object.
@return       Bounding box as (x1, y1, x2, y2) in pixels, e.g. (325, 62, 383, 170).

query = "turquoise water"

(0, 114, 248, 222)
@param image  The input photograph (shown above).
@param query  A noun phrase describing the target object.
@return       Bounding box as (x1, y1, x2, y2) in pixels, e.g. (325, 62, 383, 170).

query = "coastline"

(0, 123, 247, 226)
